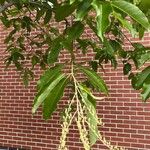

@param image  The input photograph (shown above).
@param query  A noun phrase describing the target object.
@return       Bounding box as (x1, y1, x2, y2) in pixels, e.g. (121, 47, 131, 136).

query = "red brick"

(0, 21, 150, 150)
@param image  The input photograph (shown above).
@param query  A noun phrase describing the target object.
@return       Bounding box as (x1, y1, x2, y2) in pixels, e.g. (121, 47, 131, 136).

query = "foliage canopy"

(0, 0, 150, 149)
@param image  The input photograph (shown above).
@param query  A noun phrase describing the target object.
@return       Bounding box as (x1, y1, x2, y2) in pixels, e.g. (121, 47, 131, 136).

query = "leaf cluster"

(0, 0, 150, 149)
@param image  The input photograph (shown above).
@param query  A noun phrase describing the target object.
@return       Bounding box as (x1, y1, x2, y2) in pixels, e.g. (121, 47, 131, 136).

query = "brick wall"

(0, 22, 150, 150)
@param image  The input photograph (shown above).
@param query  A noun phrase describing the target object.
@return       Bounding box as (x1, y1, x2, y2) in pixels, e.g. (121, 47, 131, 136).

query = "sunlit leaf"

(43, 77, 68, 119)
(92, 1, 112, 41)
(32, 73, 65, 114)
(37, 65, 63, 91)
(76, 0, 92, 20)
(78, 66, 108, 94)
(111, 0, 150, 29)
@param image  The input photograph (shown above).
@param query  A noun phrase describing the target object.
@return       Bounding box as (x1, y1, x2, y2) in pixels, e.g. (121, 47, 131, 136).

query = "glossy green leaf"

(43, 77, 68, 120)
(32, 73, 65, 114)
(111, 0, 150, 30)
(37, 65, 63, 91)
(78, 66, 108, 94)
(76, 0, 92, 20)
(92, 1, 112, 41)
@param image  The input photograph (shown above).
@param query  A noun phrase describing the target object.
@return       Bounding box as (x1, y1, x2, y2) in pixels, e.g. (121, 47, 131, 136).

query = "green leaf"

(0, 16, 10, 28)
(104, 38, 115, 56)
(89, 61, 98, 72)
(43, 77, 68, 120)
(36, 8, 45, 21)
(129, 44, 150, 68)
(67, 21, 84, 40)
(97, 39, 118, 68)
(110, 58, 117, 69)
(55, 3, 76, 21)
(32, 73, 65, 114)
(4, 29, 16, 43)
(86, 17, 98, 36)
(78, 66, 108, 94)
(137, 51, 150, 68)
(61, 38, 73, 53)
(133, 43, 145, 49)
(132, 66, 150, 90)
(76, 0, 92, 20)
(22, 69, 29, 87)
(31, 55, 39, 67)
(77, 39, 97, 54)
(47, 37, 62, 64)
(113, 12, 137, 36)
(111, 0, 150, 30)
(77, 39, 91, 54)
(123, 63, 132, 75)
(92, 1, 112, 41)
(70, 0, 76, 5)
(141, 75, 150, 101)
(37, 65, 63, 91)
(44, 9, 52, 24)
(5, 56, 12, 69)
(139, 0, 150, 13)
(22, 68, 34, 87)
(14, 61, 22, 70)
(21, 16, 33, 32)
(131, 66, 150, 102)
(138, 26, 145, 39)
